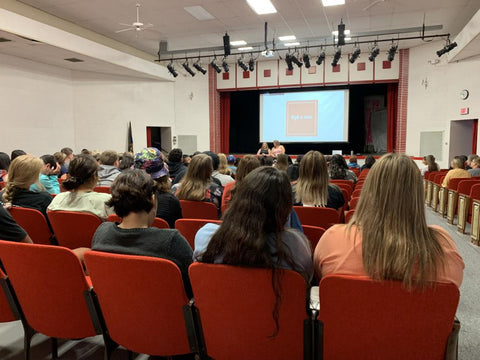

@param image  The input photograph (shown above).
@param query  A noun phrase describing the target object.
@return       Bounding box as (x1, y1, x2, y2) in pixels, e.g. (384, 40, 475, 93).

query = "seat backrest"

(9, 207, 54, 245)
(344, 209, 355, 223)
(179, 200, 218, 220)
(293, 206, 340, 229)
(302, 225, 325, 250)
(189, 263, 308, 360)
(107, 214, 170, 229)
(433, 173, 445, 185)
(175, 219, 222, 249)
(93, 186, 111, 194)
(349, 196, 360, 210)
(0, 265, 16, 323)
(318, 275, 459, 360)
(47, 210, 103, 249)
(447, 177, 466, 191)
(358, 168, 370, 179)
(470, 183, 480, 200)
(0, 240, 96, 339)
(351, 189, 362, 198)
(457, 179, 480, 196)
(330, 180, 354, 193)
(84, 251, 191, 356)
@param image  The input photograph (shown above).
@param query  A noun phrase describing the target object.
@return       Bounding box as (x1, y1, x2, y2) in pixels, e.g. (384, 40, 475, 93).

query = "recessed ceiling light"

(238, 46, 254, 51)
(184, 6, 215, 21)
(246, 0, 277, 15)
(322, 0, 345, 6)
(332, 29, 350, 36)
(231, 40, 247, 46)
(279, 35, 296, 41)
(344, 37, 351, 41)
(284, 42, 300, 47)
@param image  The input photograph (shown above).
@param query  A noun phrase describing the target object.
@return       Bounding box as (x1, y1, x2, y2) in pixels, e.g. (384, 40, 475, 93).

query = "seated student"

(194, 166, 313, 283)
(54, 151, 68, 179)
(442, 156, 470, 188)
(0, 205, 32, 243)
(360, 155, 376, 172)
(10, 149, 26, 161)
(31, 154, 61, 194)
(1, 155, 52, 218)
(468, 156, 480, 177)
(347, 155, 360, 169)
(217, 153, 233, 176)
(172, 153, 223, 213)
(293, 151, 344, 211)
(314, 153, 464, 288)
(0, 152, 10, 182)
(421, 154, 440, 177)
(222, 155, 260, 206)
(274, 154, 289, 172)
(329, 154, 357, 183)
(91, 169, 193, 297)
(48, 154, 113, 220)
(118, 152, 134, 171)
(167, 148, 187, 185)
(227, 155, 237, 175)
(97, 150, 121, 187)
(61, 147, 74, 169)
(135, 147, 182, 228)
(204, 151, 234, 186)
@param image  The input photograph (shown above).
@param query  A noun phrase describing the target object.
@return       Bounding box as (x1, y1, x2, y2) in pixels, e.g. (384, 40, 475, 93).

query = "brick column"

(208, 67, 221, 152)
(396, 49, 409, 153)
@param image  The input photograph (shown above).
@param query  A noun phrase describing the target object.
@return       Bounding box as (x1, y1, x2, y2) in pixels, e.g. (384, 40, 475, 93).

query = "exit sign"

(460, 107, 469, 115)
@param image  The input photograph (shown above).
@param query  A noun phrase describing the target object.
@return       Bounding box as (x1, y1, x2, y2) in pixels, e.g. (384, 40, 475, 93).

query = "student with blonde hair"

(294, 150, 344, 210)
(1, 155, 52, 218)
(314, 153, 464, 288)
(172, 153, 222, 212)
(217, 153, 233, 176)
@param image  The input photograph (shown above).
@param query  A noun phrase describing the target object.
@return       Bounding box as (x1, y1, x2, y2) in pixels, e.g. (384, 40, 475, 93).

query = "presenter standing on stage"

(271, 140, 285, 158)
(256, 142, 271, 157)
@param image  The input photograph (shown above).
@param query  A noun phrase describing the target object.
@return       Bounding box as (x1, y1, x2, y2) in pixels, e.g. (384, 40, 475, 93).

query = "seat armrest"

(445, 318, 460, 360)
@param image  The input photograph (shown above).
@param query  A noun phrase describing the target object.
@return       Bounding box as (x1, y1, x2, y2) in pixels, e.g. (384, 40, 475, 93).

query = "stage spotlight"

(238, 58, 248, 71)
(331, 48, 341, 67)
(182, 60, 195, 77)
(436, 41, 457, 57)
(387, 44, 398, 62)
(291, 54, 303, 68)
(285, 53, 294, 70)
(222, 58, 229, 73)
(167, 61, 178, 77)
(210, 59, 222, 73)
(349, 47, 361, 64)
(337, 19, 346, 46)
(303, 53, 311, 68)
(368, 44, 380, 62)
(193, 61, 207, 75)
(249, 57, 255, 71)
(316, 50, 326, 65)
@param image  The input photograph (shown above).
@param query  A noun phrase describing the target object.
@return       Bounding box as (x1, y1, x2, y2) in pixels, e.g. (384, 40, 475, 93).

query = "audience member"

(227, 155, 237, 175)
(314, 153, 464, 288)
(271, 140, 285, 158)
(347, 155, 360, 169)
(172, 153, 223, 213)
(442, 156, 471, 187)
(256, 142, 271, 157)
(469, 157, 480, 177)
(10, 149, 26, 161)
(135, 147, 182, 228)
(61, 147, 74, 169)
(287, 155, 302, 183)
(260, 156, 274, 167)
(458, 155, 468, 169)
(274, 154, 289, 172)
(118, 152, 135, 171)
(222, 155, 260, 206)
(91, 169, 193, 297)
(467, 154, 479, 170)
(217, 153, 233, 176)
(0, 152, 10, 182)
(360, 155, 376, 172)
(30, 154, 61, 194)
(329, 154, 358, 183)
(0, 205, 32, 243)
(293, 151, 344, 210)
(1, 155, 52, 218)
(167, 148, 187, 185)
(421, 154, 440, 177)
(97, 150, 121, 187)
(54, 151, 68, 178)
(48, 154, 113, 220)
(204, 151, 234, 186)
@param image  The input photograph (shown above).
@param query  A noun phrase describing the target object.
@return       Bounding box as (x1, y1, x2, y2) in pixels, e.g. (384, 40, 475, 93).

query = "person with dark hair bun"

(0, 152, 10, 181)
(92, 169, 193, 297)
(47, 154, 113, 220)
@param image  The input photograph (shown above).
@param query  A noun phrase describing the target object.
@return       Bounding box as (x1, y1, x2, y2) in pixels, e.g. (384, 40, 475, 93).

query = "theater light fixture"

(337, 19, 346, 46)
(349, 46, 361, 64)
(436, 39, 457, 57)
(193, 60, 207, 75)
(387, 44, 398, 62)
(238, 57, 248, 71)
(182, 60, 196, 76)
(167, 61, 178, 77)
(249, 57, 255, 71)
(368, 43, 380, 61)
(331, 48, 341, 67)
(285, 53, 294, 71)
(222, 58, 229, 72)
(290, 54, 303, 68)
(303, 53, 311, 68)
(210, 59, 222, 73)
(316, 50, 326, 65)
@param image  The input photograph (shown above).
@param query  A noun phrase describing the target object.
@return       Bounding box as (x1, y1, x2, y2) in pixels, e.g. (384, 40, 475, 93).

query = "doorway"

(448, 119, 478, 162)
(146, 127, 172, 154)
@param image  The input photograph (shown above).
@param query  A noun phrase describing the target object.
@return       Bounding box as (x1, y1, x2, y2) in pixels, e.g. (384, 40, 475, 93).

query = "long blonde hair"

(350, 153, 445, 287)
(295, 151, 329, 206)
(217, 153, 232, 175)
(2, 155, 43, 203)
(176, 153, 213, 201)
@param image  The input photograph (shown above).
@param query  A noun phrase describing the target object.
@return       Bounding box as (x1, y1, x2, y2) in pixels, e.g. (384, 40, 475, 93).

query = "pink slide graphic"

(285, 100, 318, 136)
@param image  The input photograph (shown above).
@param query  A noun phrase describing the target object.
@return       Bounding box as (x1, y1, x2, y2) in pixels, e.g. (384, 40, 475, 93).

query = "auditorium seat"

(179, 200, 219, 220)
(293, 206, 341, 229)
(9, 207, 56, 245)
(175, 218, 222, 249)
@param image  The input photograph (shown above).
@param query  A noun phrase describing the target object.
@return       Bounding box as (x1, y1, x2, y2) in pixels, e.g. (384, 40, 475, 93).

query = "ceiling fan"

(115, 3, 154, 33)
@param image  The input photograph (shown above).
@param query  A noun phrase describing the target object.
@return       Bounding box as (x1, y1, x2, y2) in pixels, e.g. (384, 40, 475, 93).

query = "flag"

(128, 121, 134, 153)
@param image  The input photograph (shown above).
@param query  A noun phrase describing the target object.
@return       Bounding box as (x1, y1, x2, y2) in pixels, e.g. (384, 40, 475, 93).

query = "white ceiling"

(17, 0, 480, 55)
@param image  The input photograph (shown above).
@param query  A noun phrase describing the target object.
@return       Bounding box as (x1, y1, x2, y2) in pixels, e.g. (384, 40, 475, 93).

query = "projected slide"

(260, 90, 349, 143)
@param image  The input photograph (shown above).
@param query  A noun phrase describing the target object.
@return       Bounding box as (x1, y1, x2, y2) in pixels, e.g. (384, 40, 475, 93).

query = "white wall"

(407, 40, 480, 168)
(0, 53, 74, 156)
(0, 53, 210, 157)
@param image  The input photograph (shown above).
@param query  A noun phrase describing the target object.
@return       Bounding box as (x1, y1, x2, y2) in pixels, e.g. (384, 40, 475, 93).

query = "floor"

(0, 206, 478, 359)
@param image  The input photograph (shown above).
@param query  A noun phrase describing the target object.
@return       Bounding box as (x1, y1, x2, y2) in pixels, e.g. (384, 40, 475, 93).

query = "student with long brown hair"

(294, 150, 344, 210)
(221, 155, 260, 206)
(314, 153, 464, 288)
